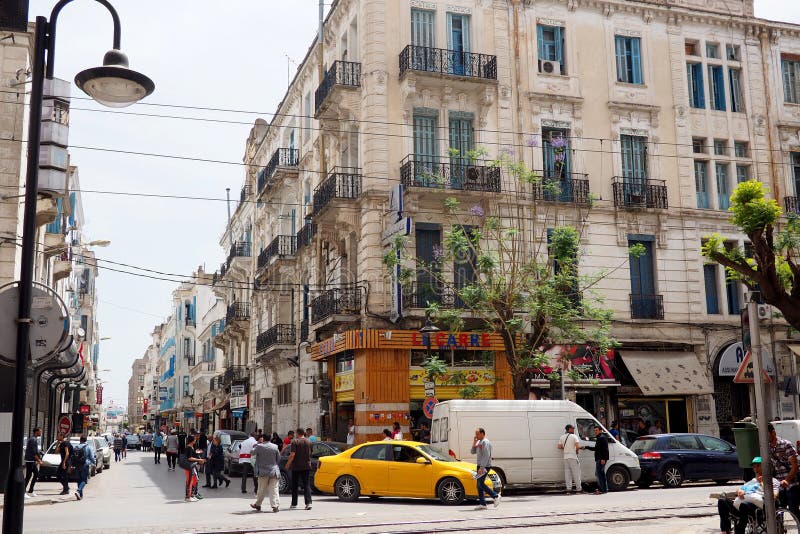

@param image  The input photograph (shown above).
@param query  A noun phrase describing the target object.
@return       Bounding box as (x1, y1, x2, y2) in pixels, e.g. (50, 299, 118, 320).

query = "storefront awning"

(619, 351, 713, 396)
(789, 346, 800, 358)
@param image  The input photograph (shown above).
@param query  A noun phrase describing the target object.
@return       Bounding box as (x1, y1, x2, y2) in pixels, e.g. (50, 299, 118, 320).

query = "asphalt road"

(4, 449, 729, 534)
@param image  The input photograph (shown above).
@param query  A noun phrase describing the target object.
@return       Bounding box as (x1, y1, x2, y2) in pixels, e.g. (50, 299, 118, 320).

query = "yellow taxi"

(314, 440, 500, 504)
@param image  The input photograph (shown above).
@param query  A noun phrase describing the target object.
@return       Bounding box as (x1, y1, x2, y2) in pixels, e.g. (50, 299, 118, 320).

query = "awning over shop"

(619, 351, 713, 396)
(788, 346, 800, 358)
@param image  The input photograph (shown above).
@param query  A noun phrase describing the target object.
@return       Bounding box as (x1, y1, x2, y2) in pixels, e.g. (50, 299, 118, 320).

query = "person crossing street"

(24, 428, 43, 497)
(469, 428, 501, 511)
(153, 430, 164, 464)
(56, 433, 73, 495)
(239, 432, 258, 494)
(73, 436, 96, 501)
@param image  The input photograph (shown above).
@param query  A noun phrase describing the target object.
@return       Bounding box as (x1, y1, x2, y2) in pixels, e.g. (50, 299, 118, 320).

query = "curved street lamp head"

(74, 49, 154, 108)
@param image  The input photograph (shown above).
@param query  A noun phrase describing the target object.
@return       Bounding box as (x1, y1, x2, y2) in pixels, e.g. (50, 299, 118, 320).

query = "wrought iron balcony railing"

(315, 60, 361, 114)
(296, 221, 317, 252)
(399, 44, 498, 80)
(312, 167, 362, 215)
(257, 235, 297, 271)
(533, 173, 591, 205)
(185, 317, 196, 327)
(222, 365, 248, 387)
(402, 281, 460, 309)
(612, 177, 668, 209)
(630, 294, 664, 320)
(226, 241, 251, 269)
(785, 196, 800, 215)
(311, 286, 362, 324)
(226, 302, 251, 323)
(256, 324, 296, 353)
(258, 148, 299, 194)
(400, 156, 501, 192)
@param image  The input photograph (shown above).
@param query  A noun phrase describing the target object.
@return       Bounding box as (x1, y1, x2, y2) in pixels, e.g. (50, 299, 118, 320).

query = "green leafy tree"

(702, 180, 800, 328)
(387, 143, 631, 399)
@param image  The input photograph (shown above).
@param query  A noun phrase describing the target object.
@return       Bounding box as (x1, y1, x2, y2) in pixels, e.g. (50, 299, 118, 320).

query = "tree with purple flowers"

(385, 145, 634, 400)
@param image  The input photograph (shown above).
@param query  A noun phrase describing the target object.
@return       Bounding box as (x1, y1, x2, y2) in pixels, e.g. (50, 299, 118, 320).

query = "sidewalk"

(0, 487, 82, 509)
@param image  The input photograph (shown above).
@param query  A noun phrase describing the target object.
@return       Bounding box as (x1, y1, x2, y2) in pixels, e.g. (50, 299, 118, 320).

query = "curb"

(0, 498, 56, 509)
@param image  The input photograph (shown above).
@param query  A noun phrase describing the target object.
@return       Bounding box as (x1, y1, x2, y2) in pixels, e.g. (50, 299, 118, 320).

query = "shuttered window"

(615, 36, 643, 84)
(695, 161, 709, 209)
(411, 9, 434, 47)
(716, 163, 730, 210)
(782, 57, 800, 104)
(687, 63, 705, 108)
(704, 264, 720, 315)
(708, 65, 726, 111)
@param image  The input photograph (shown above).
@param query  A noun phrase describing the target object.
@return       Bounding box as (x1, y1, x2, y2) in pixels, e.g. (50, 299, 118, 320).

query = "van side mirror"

(416, 456, 431, 465)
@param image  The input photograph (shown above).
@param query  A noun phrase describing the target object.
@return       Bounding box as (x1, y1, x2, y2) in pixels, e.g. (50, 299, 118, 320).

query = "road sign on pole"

(423, 397, 438, 419)
(733, 350, 772, 384)
(424, 381, 436, 398)
(58, 415, 71, 436)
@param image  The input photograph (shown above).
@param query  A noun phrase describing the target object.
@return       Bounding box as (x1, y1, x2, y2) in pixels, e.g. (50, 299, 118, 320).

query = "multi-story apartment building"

(205, 0, 800, 446)
(191, 270, 224, 432)
(127, 356, 148, 429)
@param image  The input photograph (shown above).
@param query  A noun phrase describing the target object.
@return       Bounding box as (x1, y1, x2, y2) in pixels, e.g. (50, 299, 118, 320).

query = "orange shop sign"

(411, 331, 491, 349)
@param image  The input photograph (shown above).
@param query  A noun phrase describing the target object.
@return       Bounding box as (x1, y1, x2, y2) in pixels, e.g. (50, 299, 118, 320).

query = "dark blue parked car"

(631, 433, 743, 488)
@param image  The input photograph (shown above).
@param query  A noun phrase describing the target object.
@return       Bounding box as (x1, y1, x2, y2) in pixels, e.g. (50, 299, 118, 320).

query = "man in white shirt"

(557, 424, 581, 494)
(346, 419, 355, 446)
(239, 433, 259, 494)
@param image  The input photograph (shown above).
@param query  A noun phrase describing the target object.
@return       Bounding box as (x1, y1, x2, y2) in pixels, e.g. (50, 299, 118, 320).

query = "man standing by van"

(558, 424, 581, 494)
(583, 425, 610, 494)
(470, 428, 501, 510)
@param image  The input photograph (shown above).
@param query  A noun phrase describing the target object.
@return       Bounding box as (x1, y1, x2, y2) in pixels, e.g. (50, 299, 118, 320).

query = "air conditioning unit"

(757, 304, 772, 320)
(540, 60, 561, 75)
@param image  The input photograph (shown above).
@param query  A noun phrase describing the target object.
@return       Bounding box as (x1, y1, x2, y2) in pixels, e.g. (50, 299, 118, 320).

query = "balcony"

(257, 148, 299, 196)
(226, 302, 251, 324)
(186, 355, 196, 367)
(400, 156, 501, 192)
(612, 177, 668, 209)
(311, 287, 362, 324)
(185, 317, 196, 327)
(296, 221, 317, 252)
(315, 60, 361, 116)
(785, 196, 800, 215)
(402, 281, 460, 310)
(399, 45, 498, 81)
(533, 173, 590, 206)
(256, 324, 296, 354)
(630, 294, 664, 320)
(239, 184, 252, 207)
(312, 167, 362, 217)
(256, 235, 297, 273)
(222, 365, 248, 388)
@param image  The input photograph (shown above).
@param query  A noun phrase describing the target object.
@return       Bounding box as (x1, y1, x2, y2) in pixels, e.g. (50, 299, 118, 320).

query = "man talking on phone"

(470, 428, 501, 511)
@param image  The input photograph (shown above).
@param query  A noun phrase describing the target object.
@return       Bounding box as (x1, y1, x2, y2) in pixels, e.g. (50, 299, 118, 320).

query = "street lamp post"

(3, 3, 153, 532)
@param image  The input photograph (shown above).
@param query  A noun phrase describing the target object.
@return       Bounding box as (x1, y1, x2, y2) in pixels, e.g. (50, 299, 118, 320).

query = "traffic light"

(0, 0, 28, 32)
(143, 414, 147, 421)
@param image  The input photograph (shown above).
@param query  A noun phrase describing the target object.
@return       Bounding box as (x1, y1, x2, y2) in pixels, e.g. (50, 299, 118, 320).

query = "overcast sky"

(25, 0, 800, 409)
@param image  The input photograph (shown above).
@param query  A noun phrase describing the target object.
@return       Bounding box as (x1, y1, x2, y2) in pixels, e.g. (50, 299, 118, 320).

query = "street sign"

(389, 184, 403, 221)
(79, 404, 90, 415)
(733, 350, 773, 384)
(423, 397, 438, 419)
(424, 381, 436, 398)
(381, 217, 412, 247)
(230, 385, 245, 396)
(58, 415, 72, 436)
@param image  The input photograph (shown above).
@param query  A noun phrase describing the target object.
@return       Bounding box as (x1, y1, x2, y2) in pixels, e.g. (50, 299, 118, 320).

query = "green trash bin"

(732, 421, 760, 469)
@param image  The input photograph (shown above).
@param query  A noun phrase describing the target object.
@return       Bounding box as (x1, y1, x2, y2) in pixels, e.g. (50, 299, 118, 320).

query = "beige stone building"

(205, 0, 800, 445)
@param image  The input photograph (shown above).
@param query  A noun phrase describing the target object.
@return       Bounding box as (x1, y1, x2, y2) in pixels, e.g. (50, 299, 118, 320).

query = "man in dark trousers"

(583, 425, 610, 494)
(24, 428, 43, 497)
(56, 433, 73, 495)
(285, 428, 312, 510)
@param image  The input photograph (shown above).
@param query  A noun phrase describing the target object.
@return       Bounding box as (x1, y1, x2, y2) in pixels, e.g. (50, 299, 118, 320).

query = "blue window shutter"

(537, 25, 545, 60)
(446, 13, 453, 50)
(695, 161, 707, 208)
(615, 36, 625, 82)
(191, 296, 197, 321)
(631, 38, 642, 84)
(716, 163, 730, 210)
(68, 192, 76, 227)
(726, 278, 740, 315)
(554, 26, 563, 64)
(211, 323, 217, 337)
(716, 66, 726, 110)
(704, 264, 720, 314)
(462, 16, 470, 54)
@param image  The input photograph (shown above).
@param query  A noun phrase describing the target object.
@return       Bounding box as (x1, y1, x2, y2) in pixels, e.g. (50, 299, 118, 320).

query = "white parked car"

(93, 436, 112, 469)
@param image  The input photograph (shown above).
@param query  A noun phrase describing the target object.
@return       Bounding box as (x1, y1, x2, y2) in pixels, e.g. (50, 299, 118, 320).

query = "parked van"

(430, 399, 641, 491)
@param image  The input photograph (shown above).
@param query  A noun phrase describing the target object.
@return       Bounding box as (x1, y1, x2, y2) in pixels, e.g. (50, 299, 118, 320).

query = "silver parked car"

(93, 436, 112, 469)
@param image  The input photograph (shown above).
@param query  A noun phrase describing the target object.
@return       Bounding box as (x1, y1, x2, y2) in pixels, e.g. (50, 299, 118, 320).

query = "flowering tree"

(387, 139, 636, 399)
(702, 180, 800, 329)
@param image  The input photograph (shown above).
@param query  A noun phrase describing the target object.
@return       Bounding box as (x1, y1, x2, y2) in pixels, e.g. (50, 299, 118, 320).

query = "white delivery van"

(430, 399, 641, 491)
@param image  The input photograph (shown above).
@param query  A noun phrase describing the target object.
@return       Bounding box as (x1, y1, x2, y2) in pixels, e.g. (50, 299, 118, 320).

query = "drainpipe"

(758, 27, 781, 201)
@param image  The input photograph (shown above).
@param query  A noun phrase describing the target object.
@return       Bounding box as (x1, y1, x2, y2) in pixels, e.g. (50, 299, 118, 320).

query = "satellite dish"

(0, 282, 70, 367)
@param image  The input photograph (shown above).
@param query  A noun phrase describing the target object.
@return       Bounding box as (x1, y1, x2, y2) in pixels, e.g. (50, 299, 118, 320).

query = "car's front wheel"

(661, 465, 684, 488)
(437, 477, 465, 505)
(606, 465, 630, 491)
(279, 471, 290, 494)
(334, 475, 361, 502)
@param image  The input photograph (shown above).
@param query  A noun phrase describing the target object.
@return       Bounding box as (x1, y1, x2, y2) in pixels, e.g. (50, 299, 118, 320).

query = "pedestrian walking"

(768, 422, 800, 517)
(208, 436, 230, 488)
(583, 425, 610, 494)
(121, 433, 128, 458)
(306, 428, 318, 443)
(203, 434, 214, 488)
(250, 436, 281, 513)
(153, 430, 164, 464)
(470, 428, 500, 510)
(165, 430, 179, 471)
(177, 428, 187, 454)
(270, 432, 283, 449)
(558, 424, 581, 494)
(285, 428, 313, 510)
(239, 432, 259, 494)
(73, 436, 96, 500)
(391, 421, 403, 440)
(346, 419, 355, 446)
(112, 433, 123, 462)
(282, 430, 294, 451)
(179, 435, 205, 502)
(55, 433, 73, 495)
(24, 428, 43, 497)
